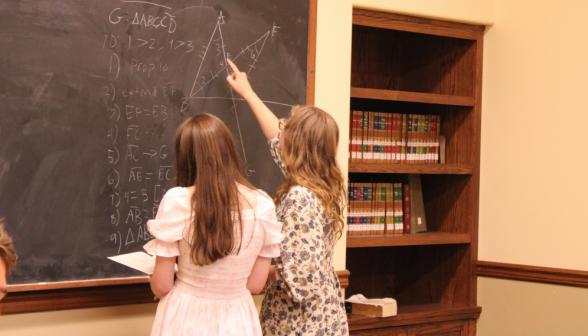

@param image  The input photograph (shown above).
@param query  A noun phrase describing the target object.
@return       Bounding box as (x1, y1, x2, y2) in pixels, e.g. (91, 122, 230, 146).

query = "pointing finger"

(227, 59, 240, 74)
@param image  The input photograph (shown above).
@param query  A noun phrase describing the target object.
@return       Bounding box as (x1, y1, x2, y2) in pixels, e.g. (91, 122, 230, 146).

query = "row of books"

(347, 183, 409, 235)
(347, 183, 410, 236)
(347, 175, 428, 236)
(349, 112, 441, 164)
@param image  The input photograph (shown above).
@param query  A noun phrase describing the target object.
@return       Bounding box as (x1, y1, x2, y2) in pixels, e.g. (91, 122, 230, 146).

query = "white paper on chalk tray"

(107, 252, 178, 275)
(345, 294, 397, 306)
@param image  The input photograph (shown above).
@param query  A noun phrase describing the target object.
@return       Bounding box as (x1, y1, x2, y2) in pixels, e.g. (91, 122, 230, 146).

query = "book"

(348, 183, 356, 235)
(439, 135, 446, 164)
(352, 111, 360, 162)
(358, 184, 364, 234)
(423, 115, 430, 163)
(361, 112, 368, 163)
(407, 114, 413, 163)
(393, 183, 403, 234)
(403, 184, 411, 234)
(385, 183, 393, 234)
(394, 113, 401, 164)
(372, 183, 379, 234)
(427, 115, 437, 163)
(408, 174, 427, 234)
(373, 113, 379, 163)
(370, 183, 376, 234)
(345, 294, 397, 318)
(400, 114, 407, 163)
(436, 115, 441, 163)
(386, 113, 393, 163)
(381, 113, 387, 163)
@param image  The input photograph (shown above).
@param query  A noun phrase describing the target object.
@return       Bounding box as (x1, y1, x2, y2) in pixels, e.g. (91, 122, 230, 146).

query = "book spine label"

(373, 113, 380, 162)
(423, 115, 430, 163)
(380, 113, 386, 163)
(386, 183, 393, 234)
(385, 113, 392, 163)
(361, 112, 368, 163)
(435, 115, 441, 162)
(394, 183, 403, 234)
(407, 114, 413, 162)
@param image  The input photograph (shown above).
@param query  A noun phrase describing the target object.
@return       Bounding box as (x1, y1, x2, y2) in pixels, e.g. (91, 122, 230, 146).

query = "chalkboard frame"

(0, 0, 319, 315)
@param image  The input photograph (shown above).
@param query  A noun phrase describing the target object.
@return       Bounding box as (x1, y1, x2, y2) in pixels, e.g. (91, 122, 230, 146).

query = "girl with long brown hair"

(227, 60, 349, 335)
(145, 113, 284, 336)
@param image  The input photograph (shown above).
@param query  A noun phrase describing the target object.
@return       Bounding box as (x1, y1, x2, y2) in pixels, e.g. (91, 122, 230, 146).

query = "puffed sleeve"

(268, 131, 287, 176)
(143, 187, 190, 257)
(274, 186, 325, 304)
(256, 191, 285, 258)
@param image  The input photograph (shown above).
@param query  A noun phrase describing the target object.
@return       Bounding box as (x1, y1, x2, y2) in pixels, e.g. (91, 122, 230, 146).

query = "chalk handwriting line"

(189, 21, 220, 97)
(217, 18, 248, 164)
(246, 32, 269, 77)
(32, 73, 54, 106)
(121, 0, 172, 10)
(185, 96, 294, 108)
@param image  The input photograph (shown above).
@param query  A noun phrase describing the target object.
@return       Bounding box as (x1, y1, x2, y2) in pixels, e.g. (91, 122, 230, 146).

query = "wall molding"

(477, 261, 588, 288)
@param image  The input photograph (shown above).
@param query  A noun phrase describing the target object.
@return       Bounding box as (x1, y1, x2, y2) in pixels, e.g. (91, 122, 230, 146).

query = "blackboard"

(0, 0, 311, 285)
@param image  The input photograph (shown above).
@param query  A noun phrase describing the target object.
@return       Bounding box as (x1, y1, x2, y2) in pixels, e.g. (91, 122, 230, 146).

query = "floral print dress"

(260, 132, 349, 336)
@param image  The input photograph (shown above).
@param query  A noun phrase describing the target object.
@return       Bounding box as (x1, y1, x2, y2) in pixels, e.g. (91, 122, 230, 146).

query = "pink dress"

(144, 187, 284, 336)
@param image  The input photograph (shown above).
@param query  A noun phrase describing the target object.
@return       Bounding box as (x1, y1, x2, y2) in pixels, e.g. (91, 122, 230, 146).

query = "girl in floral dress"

(227, 60, 349, 336)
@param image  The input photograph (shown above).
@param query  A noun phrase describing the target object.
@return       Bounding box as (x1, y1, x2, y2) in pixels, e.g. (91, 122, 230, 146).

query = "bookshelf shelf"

(350, 87, 475, 107)
(348, 304, 482, 332)
(347, 232, 471, 248)
(349, 162, 474, 175)
(346, 9, 483, 335)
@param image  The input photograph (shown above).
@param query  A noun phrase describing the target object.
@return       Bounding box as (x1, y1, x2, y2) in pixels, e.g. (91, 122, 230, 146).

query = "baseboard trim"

(477, 261, 588, 288)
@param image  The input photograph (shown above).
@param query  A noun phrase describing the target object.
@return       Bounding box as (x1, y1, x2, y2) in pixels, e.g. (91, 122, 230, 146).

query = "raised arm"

(226, 59, 279, 140)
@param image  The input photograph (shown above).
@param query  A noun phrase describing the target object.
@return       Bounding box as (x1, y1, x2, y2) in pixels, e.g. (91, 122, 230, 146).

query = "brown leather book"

(400, 114, 407, 163)
(403, 184, 411, 234)
(409, 174, 427, 234)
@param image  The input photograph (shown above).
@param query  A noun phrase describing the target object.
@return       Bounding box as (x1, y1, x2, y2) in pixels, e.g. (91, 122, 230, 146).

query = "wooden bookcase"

(346, 10, 484, 335)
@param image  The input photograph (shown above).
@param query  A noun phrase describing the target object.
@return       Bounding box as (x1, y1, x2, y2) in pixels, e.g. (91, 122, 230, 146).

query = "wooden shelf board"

(349, 162, 474, 175)
(346, 232, 471, 248)
(352, 8, 484, 41)
(348, 303, 482, 331)
(351, 87, 475, 106)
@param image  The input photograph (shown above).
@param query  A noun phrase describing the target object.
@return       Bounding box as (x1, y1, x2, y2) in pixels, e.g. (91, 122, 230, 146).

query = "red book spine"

(403, 184, 411, 233)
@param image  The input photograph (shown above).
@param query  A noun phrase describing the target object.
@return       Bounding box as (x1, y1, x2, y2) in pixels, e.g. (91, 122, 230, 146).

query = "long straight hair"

(276, 105, 347, 240)
(175, 113, 256, 266)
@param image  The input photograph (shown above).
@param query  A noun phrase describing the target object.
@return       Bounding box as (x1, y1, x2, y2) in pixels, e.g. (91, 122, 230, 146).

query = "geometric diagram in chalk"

(189, 14, 270, 99)
(188, 12, 272, 169)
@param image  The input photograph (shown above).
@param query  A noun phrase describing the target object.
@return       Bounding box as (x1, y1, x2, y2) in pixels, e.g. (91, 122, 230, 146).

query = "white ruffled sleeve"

(256, 191, 285, 258)
(143, 187, 190, 258)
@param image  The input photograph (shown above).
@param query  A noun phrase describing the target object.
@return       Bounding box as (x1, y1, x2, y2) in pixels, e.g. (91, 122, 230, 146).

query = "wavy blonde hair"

(275, 105, 347, 240)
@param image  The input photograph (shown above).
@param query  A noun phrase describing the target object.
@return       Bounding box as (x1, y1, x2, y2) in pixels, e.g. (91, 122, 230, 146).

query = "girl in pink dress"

(144, 113, 284, 336)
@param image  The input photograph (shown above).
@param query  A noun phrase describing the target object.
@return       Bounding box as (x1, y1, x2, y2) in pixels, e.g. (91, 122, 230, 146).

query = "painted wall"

(478, 0, 588, 334)
(479, 0, 588, 272)
(0, 0, 495, 334)
(478, 278, 588, 335)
